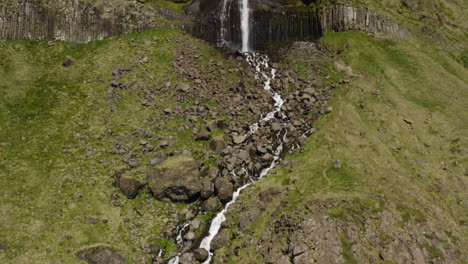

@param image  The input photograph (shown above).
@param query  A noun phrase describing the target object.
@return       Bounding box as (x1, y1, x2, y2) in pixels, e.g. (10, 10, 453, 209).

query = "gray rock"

(191, 220, 201, 230)
(128, 160, 139, 168)
(193, 248, 209, 261)
(184, 231, 196, 241)
(271, 122, 281, 132)
(215, 178, 234, 203)
(209, 138, 226, 154)
(232, 134, 247, 144)
(76, 244, 126, 264)
(179, 253, 195, 264)
(177, 83, 191, 92)
(195, 127, 211, 141)
(333, 159, 342, 169)
(150, 152, 167, 167)
(325, 106, 333, 114)
(159, 140, 169, 148)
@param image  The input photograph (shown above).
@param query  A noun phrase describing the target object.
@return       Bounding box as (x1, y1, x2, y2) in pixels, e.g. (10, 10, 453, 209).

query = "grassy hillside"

(213, 30, 467, 263)
(0, 27, 245, 263)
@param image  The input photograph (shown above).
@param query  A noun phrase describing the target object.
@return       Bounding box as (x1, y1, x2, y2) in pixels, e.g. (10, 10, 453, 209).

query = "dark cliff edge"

(0, 0, 190, 43)
(188, 0, 410, 52)
(0, 0, 408, 50)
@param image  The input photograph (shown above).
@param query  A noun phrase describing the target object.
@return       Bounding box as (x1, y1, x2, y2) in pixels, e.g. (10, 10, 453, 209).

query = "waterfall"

(240, 0, 251, 52)
(218, 0, 229, 47)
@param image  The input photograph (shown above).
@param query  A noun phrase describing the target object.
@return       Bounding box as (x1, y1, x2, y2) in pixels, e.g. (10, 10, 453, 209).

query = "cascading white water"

(240, 0, 251, 52)
(198, 53, 286, 264)
(218, 0, 229, 47)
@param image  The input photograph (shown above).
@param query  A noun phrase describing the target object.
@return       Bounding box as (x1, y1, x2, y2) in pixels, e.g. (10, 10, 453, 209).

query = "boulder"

(151, 152, 168, 167)
(202, 197, 221, 212)
(232, 134, 247, 144)
(179, 253, 195, 264)
(147, 156, 202, 202)
(211, 230, 229, 250)
(201, 178, 214, 199)
(75, 244, 125, 264)
(195, 127, 211, 141)
(176, 83, 191, 92)
(209, 138, 226, 154)
(193, 248, 209, 262)
(184, 231, 196, 241)
(116, 177, 144, 199)
(215, 178, 234, 203)
(63, 56, 74, 67)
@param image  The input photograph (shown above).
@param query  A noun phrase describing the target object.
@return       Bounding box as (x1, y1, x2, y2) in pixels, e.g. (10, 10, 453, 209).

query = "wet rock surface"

(189, 0, 409, 51)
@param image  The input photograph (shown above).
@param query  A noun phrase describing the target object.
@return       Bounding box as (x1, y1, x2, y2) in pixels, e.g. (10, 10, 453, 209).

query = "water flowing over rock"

(188, 0, 409, 51)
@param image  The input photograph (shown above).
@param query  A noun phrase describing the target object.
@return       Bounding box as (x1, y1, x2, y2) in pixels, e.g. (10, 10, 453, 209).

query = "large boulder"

(147, 156, 202, 202)
(75, 244, 126, 264)
(202, 197, 222, 212)
(215, 177, 234, 203)
(115, 177, 144, 199)
(193, 248, 209, 261)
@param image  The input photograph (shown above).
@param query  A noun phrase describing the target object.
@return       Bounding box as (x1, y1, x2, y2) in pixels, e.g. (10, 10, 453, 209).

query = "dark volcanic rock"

(63, 56, 74, 67)
(211, 230, 230, 250)
(193, 248, 209, 261)
(147, 156, 202, 202)
(195, 127, 211, 141)
(201, 178, 215, 199)
(215, 177, 234, 203)
(75, 244, 125, 264)
(202, 197, 222, 212)
(116, 177, 144, 199)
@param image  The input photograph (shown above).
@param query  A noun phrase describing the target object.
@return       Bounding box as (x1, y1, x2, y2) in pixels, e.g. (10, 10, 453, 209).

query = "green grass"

(0, 26, 240, 263)
(215, 23, 467, 264)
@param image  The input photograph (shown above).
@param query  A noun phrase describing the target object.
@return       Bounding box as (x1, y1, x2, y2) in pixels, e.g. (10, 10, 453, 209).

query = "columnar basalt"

(188, 0, 409, 51)
(0, 0, 189, 43)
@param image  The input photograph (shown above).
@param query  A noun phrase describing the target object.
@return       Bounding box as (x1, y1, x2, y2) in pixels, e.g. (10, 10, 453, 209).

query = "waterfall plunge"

(240, 0, 251, 52)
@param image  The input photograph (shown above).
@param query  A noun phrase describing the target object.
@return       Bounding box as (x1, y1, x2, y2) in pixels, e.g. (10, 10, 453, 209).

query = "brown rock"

(147, 156, 202, 202)
(211, 231, 229, 250)
(209, 138, 226, 154)
(201, 178, 214, 199)
(193, 248, 209, 261)
(202, 197, 221, 212)
(76, 244, 126, 264)
(117, 177, 144, 199)
(215, 178, 234, 203)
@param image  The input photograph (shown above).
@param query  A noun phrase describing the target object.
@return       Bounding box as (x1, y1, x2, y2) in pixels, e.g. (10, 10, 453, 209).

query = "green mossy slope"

(215, 30, 467, 263)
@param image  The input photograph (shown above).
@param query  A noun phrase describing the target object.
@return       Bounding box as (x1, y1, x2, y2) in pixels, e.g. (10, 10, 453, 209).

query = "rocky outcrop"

(0, 0, 189, 43)
(147, 156, 202, 202)
(75, 244, 126, 264)
(321, 5, 410, 39)
(188, 0, 409, 51)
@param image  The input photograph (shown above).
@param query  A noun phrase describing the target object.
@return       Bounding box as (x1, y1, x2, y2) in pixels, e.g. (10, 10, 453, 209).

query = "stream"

(169, 0, 289, 263)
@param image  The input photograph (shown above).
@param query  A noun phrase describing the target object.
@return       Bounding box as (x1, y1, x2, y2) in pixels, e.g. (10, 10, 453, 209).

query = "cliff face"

(0, 0, 188, 43)
(189, 0, 409, 51)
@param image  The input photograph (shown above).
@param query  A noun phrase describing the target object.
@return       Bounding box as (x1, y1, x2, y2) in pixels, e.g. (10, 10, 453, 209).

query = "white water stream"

(240, 0, 251, 52)
(198, 52, 285, 264)
(218, 0, 229, 47)
(168, 1, 289, 263)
